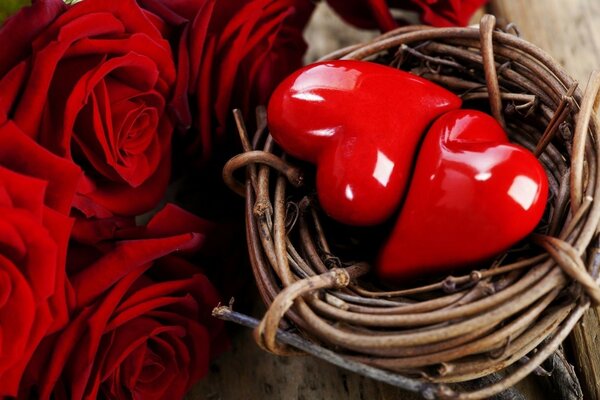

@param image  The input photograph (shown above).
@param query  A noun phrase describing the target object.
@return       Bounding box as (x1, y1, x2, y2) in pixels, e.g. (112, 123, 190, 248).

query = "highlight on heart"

(267, 60, 462, 226)
(266, 59, 549, 280)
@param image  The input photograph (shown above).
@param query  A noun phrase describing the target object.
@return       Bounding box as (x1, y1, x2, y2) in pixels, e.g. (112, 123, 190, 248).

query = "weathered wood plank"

(489, 0, 600, 84)
(489, 1, 600, 399)
(568, 307, 600, 400)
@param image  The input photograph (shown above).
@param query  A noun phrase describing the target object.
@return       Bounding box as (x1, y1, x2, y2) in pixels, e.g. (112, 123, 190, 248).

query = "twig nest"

(223, 14, 600, 400)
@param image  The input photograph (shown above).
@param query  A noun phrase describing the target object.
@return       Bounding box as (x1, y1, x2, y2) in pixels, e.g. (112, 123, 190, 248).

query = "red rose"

(209, 0, 315, 137)
(0, 0, 177, 217)
(403, 0, 487, 26)
(24, 205, 228, 400)
(138, 0, 314, 165)
(325, 0, 397, 31)
(131, 0, 313, 302)
(0, 120, 80, 397)
(326, 0, 487, 31)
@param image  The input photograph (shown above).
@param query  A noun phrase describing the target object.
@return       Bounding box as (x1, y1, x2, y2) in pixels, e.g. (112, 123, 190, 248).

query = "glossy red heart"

(378, 110, 548, 279)
(267, 60, 462, 225)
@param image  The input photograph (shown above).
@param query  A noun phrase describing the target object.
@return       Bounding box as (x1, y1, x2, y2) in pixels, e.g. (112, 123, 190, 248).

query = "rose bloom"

(138, 0, 315, 165)
(0, 119, 80, 397)
(0, 0, 177, 218)
(326, 0, 488, 31)
(22, 205, 228, 400)
(132, 0, 315, 300)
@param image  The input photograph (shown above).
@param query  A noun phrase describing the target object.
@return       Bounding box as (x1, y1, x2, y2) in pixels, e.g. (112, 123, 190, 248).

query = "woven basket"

(220, 14, 600, 400)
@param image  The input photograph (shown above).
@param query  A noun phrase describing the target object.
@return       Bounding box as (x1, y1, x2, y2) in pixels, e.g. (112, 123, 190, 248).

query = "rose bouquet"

(0, 0, 485, 398)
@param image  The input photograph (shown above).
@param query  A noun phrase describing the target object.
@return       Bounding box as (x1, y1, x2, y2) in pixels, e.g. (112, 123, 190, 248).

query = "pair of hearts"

(267, 60, 548, 279)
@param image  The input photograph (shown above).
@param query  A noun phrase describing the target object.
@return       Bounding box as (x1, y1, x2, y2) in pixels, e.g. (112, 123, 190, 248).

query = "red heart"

(378, 110, 548, 279)
(268, 60, 461, 225)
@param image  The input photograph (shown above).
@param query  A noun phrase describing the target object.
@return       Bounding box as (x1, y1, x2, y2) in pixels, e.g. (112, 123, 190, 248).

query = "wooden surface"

(192, 1, 600, 399)
(569, 307, 600, 400)
(489, 0, 600, 83)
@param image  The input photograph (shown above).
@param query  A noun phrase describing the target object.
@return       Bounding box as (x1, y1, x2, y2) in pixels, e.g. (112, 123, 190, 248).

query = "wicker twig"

(479, 15, 506, 128)
(220, 14, 599, 400)
(534, 84, 577, 156)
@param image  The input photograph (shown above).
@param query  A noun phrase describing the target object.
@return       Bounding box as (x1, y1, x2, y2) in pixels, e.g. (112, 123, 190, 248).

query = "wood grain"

(568, 307, 600, 400)
(489, 1, 600, 399)
(488, 0, 600, 84)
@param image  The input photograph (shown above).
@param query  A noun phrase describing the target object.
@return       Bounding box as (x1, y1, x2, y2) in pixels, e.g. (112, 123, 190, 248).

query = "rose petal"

(0, 121, 81, 214)
(71, 215, 136, 245)
(327, 0, 396, 30)
(409, 0, 487, 26)
(38, 266, 145, 400)
(0, 0, 66, 77)
(0, 256, 36, 377)
(187, 0, 215, 91)
(0, 168, 46, 219)
(145, 203, 216, 237)
(42, 208, 75, 332)
(194, 36, 216, 164)
(71, 233, 202, 307)
(0, 62, 29, 120)
(14, 12, 126, 137)
(214, 1, 290, 136)
(74, 141, 171, 216)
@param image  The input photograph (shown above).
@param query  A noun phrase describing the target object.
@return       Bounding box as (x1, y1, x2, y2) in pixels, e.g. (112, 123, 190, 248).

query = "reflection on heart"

(267, 60, 462, 226)
(267, 60, 548, 280)
(377, 110, 548, 279)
